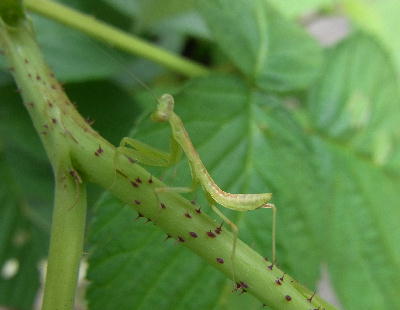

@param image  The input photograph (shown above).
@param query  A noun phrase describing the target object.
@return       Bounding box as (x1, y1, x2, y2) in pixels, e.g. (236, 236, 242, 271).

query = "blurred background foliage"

(1, 0, 400, 309)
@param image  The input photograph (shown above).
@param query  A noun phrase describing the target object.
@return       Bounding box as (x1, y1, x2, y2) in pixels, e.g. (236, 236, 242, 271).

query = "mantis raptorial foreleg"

(114, 93, 276, 283)
(110, 136, 181, 188)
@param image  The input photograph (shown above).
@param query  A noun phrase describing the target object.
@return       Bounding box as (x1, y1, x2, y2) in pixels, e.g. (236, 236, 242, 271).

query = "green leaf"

(102, 0, 195, 28)
(0, 77, 143, 209)
(19, 14, 132, 82)
(268, 0, 334, 18)
(343, 0, 400, 81)
(87, 194, 229, 310)
(100, 0, 140, 18)
(87, 74, 323, 309)
(103, 0, 209, 38)
(0, 84, 54, 217)
(0, 150, 47, 310)
(308, 34, 400, 169)
(308, 34, 400, 309)
(197, 0, 322, 92)
(65, 80, 143, 146)
(134, 0, 196, 30)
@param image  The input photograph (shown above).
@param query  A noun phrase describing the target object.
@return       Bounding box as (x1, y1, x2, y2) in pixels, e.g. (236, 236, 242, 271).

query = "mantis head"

(151, 93, 175, 122)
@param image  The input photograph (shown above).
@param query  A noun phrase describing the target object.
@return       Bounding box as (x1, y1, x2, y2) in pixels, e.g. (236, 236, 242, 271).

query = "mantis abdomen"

(168, 107, 272, 212)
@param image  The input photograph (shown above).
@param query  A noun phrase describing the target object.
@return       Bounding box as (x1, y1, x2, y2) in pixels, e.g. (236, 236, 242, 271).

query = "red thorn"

(216, 257, 224, 264)
(131, 181, 139, 188)
(189, 232, 198, 238)
(207, 231, 216, 238)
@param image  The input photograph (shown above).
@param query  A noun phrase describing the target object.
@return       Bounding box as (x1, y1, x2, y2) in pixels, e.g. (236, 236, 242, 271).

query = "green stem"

(0, 13, 336, 310)
(0, 13, 87, 309)
(24, 0, 209, 78)
(42, 166, 87, 310)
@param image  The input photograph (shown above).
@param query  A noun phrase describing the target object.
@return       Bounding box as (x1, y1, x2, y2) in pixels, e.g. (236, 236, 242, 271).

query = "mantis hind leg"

(208, 200, 277, 284)
(205, 195, 239, 284)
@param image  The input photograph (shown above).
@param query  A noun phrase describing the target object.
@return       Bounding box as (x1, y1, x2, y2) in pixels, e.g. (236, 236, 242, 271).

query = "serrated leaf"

(87, 194, 228, 310)
(308, 34, 400, 309)
(308, 34, 400, 168)
(197, 0, 322, 92)
(87, 74, 323, 309)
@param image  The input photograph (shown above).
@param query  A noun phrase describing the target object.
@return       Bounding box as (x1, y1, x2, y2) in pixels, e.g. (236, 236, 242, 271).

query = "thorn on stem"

(189, 232, 198, 238)
(94, 146, 104, 156)
(233, 281, 248, 294)
(216, 257, 224, 264)
(206, 231, 216, 238)
(131, 181, 139, 188)
(127, 157, 137, 164)
(215, 223, 223, 234)
(307, 291, 316, 303)
(69, 169, 82, 184)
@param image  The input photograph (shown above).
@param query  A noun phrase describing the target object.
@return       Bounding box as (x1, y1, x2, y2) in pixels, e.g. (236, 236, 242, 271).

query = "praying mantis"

(115, 93, 276, 278)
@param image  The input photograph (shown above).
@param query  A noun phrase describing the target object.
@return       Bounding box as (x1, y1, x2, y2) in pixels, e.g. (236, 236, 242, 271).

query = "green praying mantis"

(115, 94, 276, 279)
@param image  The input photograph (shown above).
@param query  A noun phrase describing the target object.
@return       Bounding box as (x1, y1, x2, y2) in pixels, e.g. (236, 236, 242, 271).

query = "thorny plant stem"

(24, 0, 209, 78)
(41, 166, 87, 310)
(0, 8, 336, 310)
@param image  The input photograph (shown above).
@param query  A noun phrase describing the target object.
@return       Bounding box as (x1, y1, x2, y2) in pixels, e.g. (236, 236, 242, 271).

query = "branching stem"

(0, 6, 336, 310)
